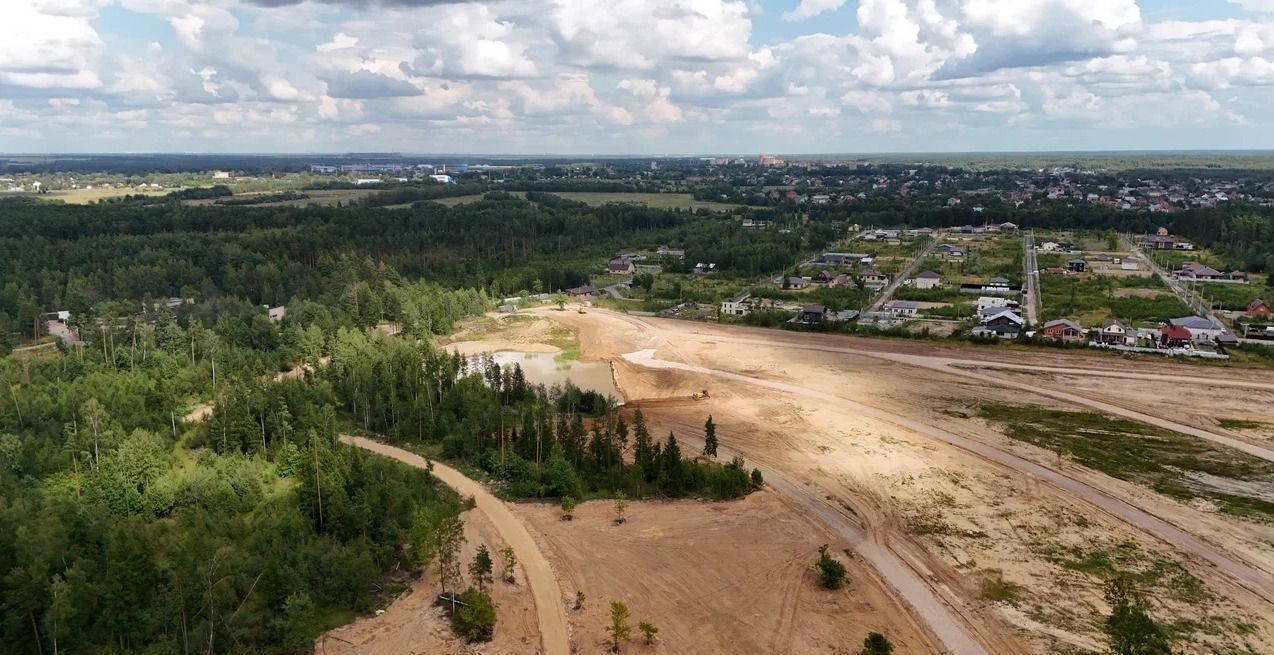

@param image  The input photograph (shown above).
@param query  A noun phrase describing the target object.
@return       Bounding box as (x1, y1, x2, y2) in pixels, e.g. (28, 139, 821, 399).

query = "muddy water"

(479, 351, 623, 402)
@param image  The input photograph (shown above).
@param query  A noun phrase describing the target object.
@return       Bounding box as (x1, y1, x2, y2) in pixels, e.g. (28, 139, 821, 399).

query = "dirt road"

(604, 317, 1274, 462)
(622, 348, 1274, 603)
(339, 436, 570, 655)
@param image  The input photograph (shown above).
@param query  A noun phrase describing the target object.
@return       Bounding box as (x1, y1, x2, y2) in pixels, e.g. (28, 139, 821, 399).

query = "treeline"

(316, 329, 760, 501)
(0, 193, 821, 349)
(214, 191, 308, 206)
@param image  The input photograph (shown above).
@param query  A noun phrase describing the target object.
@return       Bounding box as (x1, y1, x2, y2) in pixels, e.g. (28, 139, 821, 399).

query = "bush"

(860, 632, 894, 655)
(452, 587, 497, 642)
(816, 544, 847, 589)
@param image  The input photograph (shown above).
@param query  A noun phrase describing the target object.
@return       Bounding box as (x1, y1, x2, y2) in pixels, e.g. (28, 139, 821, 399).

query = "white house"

(886, 301, 919, 317)
(912, 271, 942, 289)
(976, 296, 1016, 312)
(721, 292, 752, 317)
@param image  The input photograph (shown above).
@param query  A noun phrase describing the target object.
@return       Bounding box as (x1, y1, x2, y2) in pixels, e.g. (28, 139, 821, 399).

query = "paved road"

(621, 346, 1274, 606)
(866, 235, 939, 313)
(340, 436, 572, 655)
(1022, 231, 1040, 327)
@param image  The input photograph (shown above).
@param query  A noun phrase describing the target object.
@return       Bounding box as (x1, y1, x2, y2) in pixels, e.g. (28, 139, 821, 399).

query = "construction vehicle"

(691, 389, 710, 400)
(577, 307, 587, 314)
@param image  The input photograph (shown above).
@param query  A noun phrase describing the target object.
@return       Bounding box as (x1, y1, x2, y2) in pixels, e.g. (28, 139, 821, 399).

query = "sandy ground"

(440, 314, 569, 356)
(340, 437, 571, 655)
(318, 499, 540, 655)
(512, 490, 942, 655)
(521, 309, 1274, 655)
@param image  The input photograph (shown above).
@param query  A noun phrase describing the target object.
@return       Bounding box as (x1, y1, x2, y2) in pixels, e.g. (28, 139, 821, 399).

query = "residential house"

(692, 262, 717, 275)
(1228, 271, 1249, 282)
(938, 244, 967, 257)
(267, 306, 287, 323)
(607, 257, 635, 274)
(976, 296, 1018, 312)
(797, 304, 827, 324)
(1247, 299, 1272, 318)
(1098, 320, 1135, 346)
(815, 270, 835, 284)
(788, 276, 809, 289)
(829, 273, 853, 288)
(978, 309, 1025, 336)
(1067, 258, 1087, 273)
(1214, 333, 1240, 350)
(1041, 319, 1084, 342)
(912, 271, 942, 289)
(720, 292, 752, 317)
(999, 222, 1019, 232)
(566, 285, 598, 297)
(859, 269, 889, 286)
(1168, 316, 1226, 343)
(1160, 325, 1193, 348)
(821, 252, 855, 265)
(1177, 262, 1224, 280)
(886, 301, 918, 318)
(657, 247, 686, 259)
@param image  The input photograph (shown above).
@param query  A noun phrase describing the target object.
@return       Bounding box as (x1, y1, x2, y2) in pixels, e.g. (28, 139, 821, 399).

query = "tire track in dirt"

(620, 349, 1274, 605)
(672, 332, 1274, 464)
(339, 435, 571, 655)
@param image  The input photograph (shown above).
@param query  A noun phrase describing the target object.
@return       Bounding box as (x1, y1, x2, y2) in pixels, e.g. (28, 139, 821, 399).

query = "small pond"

(473, 351, 623, 403)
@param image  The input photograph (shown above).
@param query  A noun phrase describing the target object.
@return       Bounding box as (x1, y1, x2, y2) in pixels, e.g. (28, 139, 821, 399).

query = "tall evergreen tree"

(702, 415, 718, 458)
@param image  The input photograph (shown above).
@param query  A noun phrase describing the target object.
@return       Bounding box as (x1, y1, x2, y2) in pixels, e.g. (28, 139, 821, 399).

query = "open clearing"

(498, 309, 1274, 655)
(344, 309, 1274, 655)
(9, 187, 172, 203)
(432, 191, 743, 211)
(513, 490, 941, 654)
(183, 188, 380, 207)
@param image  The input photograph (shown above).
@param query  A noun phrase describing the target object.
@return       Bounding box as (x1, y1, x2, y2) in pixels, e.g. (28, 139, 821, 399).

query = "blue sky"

(1, 0, 1273, 154)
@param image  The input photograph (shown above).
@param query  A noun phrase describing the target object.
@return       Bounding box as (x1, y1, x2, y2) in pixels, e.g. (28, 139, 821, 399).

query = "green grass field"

(1040, 274, 1187, 326)
(978, 403, 1274, 523)
(431, 191, 741, 212)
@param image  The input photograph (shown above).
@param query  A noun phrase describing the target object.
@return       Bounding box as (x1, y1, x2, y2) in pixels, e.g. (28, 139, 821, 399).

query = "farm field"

(441, 309, 1274, 655)
(431, 191, 743, 212)
(9, 186, 174, 203)
(183, 188, 382, 207)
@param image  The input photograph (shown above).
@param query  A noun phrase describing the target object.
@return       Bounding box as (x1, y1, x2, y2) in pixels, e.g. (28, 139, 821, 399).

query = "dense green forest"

(0, 188, 777, 654)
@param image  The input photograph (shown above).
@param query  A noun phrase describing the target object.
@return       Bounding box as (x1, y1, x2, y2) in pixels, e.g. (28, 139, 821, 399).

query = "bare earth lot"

(342, 309, 1274, 655)
(534, 310, 1274, 655)
(513, 491, 940, 654)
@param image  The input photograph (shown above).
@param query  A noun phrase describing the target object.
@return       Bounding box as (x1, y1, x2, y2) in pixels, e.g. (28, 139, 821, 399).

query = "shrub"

(816, 544, 847, 589)
(452, 587, 497, 642)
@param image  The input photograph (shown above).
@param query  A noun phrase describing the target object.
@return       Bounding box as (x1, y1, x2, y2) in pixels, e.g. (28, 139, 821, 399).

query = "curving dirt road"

(621, 347, 1274, 605)
(339, 435, 571, 655)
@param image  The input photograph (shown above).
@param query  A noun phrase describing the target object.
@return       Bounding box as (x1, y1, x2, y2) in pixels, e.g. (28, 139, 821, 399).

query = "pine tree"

(661, 433, 684, 495)
(702, 415, 718, 458)
(632, 410, 656, 481)
(609, 600, 632, 652)
(469, 544, 494, 592)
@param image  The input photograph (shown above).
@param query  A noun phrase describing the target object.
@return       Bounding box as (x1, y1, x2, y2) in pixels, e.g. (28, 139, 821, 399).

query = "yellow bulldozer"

(691, 389, 710, 400)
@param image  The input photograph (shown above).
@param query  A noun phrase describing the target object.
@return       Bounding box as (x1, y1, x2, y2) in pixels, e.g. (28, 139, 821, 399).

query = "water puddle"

(474, 351, 623, 403)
